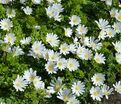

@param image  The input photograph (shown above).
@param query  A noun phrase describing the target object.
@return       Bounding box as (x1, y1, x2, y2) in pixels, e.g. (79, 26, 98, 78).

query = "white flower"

(91, 73, 105, 86)
(101, 84, 113, 99)
(4, 33, 16, 45)
(94, 53, 106, 64)
(46, 3, 64, 21)
(76, 25, 88, 36)
(12, 46, 24, 57)
(6, 8, 16, 18)
(98, 29, 107, 40)
(59, 43, 70, 55)
(0, 18, 13, 31)
(32, 0, 42, 4)
(101, 0, 112, 6)
(90, 86, 103, 101)
(23, 6, 32, 15)
(45, 61, 58, 74)
(13, 75, 28, 91)
(71, 81, 85, 96)
(46, 33, 59, 47)
(115, 10, 121, 22)
(57, 58, 67, 70)
(48, 50, 60, 61)
(33, 76, 45, 89)
(64, 28, 73, 37)
(112, 22, 121, 33)
(105, 28, 116, 38)
(57, 89, 73, 102)
(31, 41, 45, 57)
(69, 43, 77, 54)
(115, 53, 121, 64)
(67, 58, 79, 71)
(89, 37, 102, 51)
(69, 15, 81, 27)
(110, 8, 118, 18)
(20, 37, 31, 45)
(47, 77, 63, 94)
(67, 96, 80, 104)
(113, 81, 121, 94)
(78, 48, 93, 60)
(95, 18, 110, 30)
(112, 41, 121, 53)
(23, 68, 37, 82)
(0, 0, 11, 4)
(20, 0, 26, 3)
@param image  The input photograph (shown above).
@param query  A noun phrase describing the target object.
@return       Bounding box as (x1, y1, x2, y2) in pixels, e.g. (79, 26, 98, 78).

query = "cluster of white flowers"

(46, 3, 64, 21)
(90, 73, 121, 101)
(13, 68, 45, 91)
(0, 0, 121, 103)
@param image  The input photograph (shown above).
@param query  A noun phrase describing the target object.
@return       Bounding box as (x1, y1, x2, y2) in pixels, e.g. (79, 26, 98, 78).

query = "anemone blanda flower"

(90, 86, 103, 101)
(46, 33, 60, 47)
(113, 81, 121, 94)
(71, 81, 85, 96)
(13, 75, 28, 91)
(0, 18, 13, 31)
(67, 58, 79, 71)
(91, 73, 105, 86)
(94, 53, 106, 64)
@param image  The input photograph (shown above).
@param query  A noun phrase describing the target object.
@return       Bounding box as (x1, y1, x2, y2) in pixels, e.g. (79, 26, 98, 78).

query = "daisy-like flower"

(79, 48, 93, 60)
(32, 0, 42, 4)
(6, 8, 16, 18)
(59, 43, 70, 55)
(46, 33, 59, 47)
(48, 50, 60, 62)
(89, 37, 102, 51)
(98, 29, 107, 40)
(57, 58, 67, 70)
(33, 76, 45, 89)
(13, 75, 28, 91)
(23, 6, 32, 15)
(90, 86, 103, 101)
(64, 28, 73, 37)
(113, 81, 121, 94)
(4, 33, 16, 45)
(71, 81, 85, 96)
(112, 41, 121, 53)
(112, 22, 121, 33)
(110, 8, 118, 18)
(20, 37, 31, 45)
(76, 25, 88, 36)
(115, 53, 121, 64)
(69, 43, 77, 54)
(57, 89, 73, 102)
(67, 58, 79, 71)
(94, 53, 106, 64)
(45, 61, 58, 74)
(105, 28, 116, 38)
(101, 84, 113, 99)
(47, 77, 63, 94)
(115, 10, 121, 22)
(91, 73, 105, 86)
(31, 41, 45, 57)
(23, 68, 37, 82)
(0, 18, 13, 31)
(67, 96, 80, 104)
(69, 15, 81, 27)
(95, 18, 110, 30)
(46, 3, 64, 21)
(12, 46, 24, 57)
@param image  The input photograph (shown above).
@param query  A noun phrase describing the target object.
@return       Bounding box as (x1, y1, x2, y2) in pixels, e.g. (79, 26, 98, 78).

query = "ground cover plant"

(0, 0, 121, 104)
